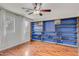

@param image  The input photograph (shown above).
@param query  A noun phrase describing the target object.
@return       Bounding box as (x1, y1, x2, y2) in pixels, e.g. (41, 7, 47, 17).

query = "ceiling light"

(33, 10, 40, 14)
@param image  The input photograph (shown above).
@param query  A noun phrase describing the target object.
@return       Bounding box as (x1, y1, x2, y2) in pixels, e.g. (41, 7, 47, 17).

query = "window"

(5, 11, 15, 33)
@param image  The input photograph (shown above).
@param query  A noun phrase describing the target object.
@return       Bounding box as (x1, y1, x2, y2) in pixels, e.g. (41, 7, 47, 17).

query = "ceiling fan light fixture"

(22, 3, 51, 16)
(33, 10, 40, 14)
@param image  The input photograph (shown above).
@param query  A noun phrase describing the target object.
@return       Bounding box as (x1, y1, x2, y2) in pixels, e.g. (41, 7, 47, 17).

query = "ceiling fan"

(22, 3, 51, 16)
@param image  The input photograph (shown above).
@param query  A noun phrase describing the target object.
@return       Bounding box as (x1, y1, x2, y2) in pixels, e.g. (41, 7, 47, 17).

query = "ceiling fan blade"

(26, 9, 33, 12)
(32, 3, 37, 9)
(33, 3, 42, 10)
(40, 9, 51, 12)
(28, 12, 33, 15)
(22, 7, 33, 10)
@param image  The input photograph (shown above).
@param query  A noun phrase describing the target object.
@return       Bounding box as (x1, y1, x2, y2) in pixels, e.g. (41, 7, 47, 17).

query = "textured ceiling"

(0, 3, 79, 21)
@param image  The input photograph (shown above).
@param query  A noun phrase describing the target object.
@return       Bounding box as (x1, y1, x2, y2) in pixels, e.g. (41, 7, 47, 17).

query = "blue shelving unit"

(31, 17, 77, 47)
(43, 20, 57, 42)
(60, 18, 77, 46)
(31, 22, 43, 41)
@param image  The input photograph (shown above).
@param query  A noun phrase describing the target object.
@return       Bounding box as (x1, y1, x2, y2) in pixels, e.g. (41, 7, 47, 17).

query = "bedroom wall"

(0, 8, 31, 51)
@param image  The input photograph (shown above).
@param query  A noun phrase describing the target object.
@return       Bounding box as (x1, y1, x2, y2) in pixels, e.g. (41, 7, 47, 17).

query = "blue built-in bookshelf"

(60, 18, 77, 46)
(31, 17, 77, 47)
(43, 20, 56, 42)
(31, 22, 43, 41)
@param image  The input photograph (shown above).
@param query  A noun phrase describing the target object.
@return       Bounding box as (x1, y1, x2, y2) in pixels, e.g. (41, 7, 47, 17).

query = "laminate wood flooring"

(0, 41, 78, 56)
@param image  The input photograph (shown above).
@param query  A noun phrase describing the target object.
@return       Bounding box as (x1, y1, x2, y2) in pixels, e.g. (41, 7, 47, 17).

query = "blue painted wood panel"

(61, 18, 77, 24)
(43, 20, 57, 42)
(59, 28, 76, 32)
(44, 21, 55, 32)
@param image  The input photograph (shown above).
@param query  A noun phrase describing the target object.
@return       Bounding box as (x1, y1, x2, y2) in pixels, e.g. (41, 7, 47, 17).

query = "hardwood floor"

(0, 41, 78, 56)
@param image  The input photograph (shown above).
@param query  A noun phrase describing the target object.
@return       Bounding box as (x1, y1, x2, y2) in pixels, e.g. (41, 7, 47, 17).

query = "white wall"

(0, 8, 31, 51)
(23, 19, 31, 42)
